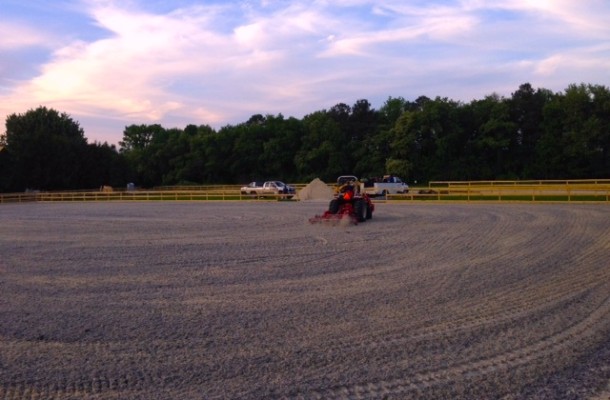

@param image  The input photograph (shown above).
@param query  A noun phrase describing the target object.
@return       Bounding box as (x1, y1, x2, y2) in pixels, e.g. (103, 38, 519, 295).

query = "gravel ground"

(1, 201, 609, 399)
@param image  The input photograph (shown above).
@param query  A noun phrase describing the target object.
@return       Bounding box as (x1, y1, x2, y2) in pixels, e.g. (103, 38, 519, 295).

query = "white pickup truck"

(363, 175, 409, 196)
(240, 181, 295, 198)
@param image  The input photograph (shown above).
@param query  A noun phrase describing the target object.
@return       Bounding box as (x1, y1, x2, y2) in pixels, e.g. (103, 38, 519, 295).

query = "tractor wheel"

(328, 199, 340, 214)
(366, 203, 373, 219)
(354, 199, 366, 222)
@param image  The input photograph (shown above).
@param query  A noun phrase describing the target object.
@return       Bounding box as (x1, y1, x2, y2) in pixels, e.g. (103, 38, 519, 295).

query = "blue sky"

(2, 0, 609, 145)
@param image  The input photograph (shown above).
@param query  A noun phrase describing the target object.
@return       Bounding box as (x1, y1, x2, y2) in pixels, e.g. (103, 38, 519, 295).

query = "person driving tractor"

(309, 175, 374, 224)
(338, 182, 355, 203)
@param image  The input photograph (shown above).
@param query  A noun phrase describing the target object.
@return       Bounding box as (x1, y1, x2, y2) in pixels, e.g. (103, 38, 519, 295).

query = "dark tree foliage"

(508, 83, 550, 178)
(295, 110, 346, 181)
(2, 110, 117, 191)
(2, 83, 609, 192)
(4, 106, 86, 190)
(79, 142, 130, 189)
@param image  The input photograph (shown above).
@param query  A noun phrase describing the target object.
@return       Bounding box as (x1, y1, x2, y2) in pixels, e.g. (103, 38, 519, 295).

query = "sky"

(1, 0, 609, 146)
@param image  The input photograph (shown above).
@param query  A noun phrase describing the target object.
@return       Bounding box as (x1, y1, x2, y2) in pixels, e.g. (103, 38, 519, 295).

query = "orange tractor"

(309, 176, 374, 224)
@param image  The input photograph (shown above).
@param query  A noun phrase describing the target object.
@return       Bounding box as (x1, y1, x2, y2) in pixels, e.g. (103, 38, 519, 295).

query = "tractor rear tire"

(354, 199, 366, 222)
(366, 203, 373, 219)
(329, 199, 340, 214)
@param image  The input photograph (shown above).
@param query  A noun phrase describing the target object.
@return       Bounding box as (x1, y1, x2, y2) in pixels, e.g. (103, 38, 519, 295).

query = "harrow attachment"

(309, 203, 359, 225)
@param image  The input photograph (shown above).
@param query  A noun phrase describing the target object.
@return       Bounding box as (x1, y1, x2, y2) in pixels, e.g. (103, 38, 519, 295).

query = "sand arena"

(1, 201, 609, 399)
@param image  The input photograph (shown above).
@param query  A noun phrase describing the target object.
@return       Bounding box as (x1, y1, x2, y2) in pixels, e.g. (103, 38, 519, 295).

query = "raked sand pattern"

(1, 201, 609, 399)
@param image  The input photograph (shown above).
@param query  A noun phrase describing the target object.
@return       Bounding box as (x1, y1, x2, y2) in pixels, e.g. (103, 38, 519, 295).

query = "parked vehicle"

(335, 175, 409, 196)
(363, 175, 409, 196)
(240, 181, 294, 198)
(240, 181, 265, 194)
(273, 181, 296, 195)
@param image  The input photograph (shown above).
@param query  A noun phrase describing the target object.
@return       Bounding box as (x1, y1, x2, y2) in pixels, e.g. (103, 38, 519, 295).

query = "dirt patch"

(1, 202, 609, 399)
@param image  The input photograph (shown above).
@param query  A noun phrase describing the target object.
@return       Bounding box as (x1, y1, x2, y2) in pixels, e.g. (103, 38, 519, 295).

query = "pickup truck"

(240, 181, 295, 198)
(363, 175, 409, 196)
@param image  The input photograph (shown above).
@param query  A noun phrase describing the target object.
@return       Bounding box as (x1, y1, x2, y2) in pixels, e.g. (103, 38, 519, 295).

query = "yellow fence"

(385, 179, 610, 202)
(431, 179, 610, 187)
(0, 189, 295, 203)
(1, 180, 609, 204)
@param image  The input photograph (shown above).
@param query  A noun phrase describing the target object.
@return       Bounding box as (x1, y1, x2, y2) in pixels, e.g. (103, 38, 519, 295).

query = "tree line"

(1, 82, 609, 192)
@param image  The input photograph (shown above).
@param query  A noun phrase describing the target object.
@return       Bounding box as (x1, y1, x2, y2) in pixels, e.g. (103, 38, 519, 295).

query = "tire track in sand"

(1, 203, 609, 399)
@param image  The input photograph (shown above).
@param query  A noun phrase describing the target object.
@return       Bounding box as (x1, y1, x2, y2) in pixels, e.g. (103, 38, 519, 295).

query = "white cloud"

(1, 0, 609, 145)
(533, 55, 563, 76)
(0, 22, 52, 50)
(320, 2, 478, 57)
(467, 0, 610, 38)
(5, 3, 238, 123)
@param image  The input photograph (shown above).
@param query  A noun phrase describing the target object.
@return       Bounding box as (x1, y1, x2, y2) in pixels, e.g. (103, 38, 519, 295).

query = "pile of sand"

(297, 178, 334, 200)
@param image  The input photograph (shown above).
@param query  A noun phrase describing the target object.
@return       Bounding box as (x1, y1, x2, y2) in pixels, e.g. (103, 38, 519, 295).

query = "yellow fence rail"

(1, 180, 609, 204)
(0, 190, 295, 203)
(384, 179, 610, 202)
(430, 179, 610, 187)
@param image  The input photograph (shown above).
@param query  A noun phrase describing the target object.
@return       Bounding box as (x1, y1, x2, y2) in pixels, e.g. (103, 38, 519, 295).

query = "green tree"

(0, 144, 9, 191)
(536, 93, 565, 179)
(201, 126, 238, 183)
(81, 142, 129, 188)
(385, 158, 411, 180)
(161, 125, 212, 185)
(3, 106, 89, 190)
(119, 124, 166, 187)
(424, 97, 468, 181)
(509, 83, 552, 178)
(541, 84, 610, 178)
(469, 95, 518, 179)
(229, 116, 271, 182)
(258, 114, 302, 182)
(159, 130, 189, 185)
(388, 111, 420, 182)
(295, 111, 346, 181)
(360, 97, 411, 181)
(119, 124, 158, 151)
(379, 96, 409, 128)
(587, 84, 610, 176)
(348, 99, 379, 178)
(389, 97, 465, 183)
